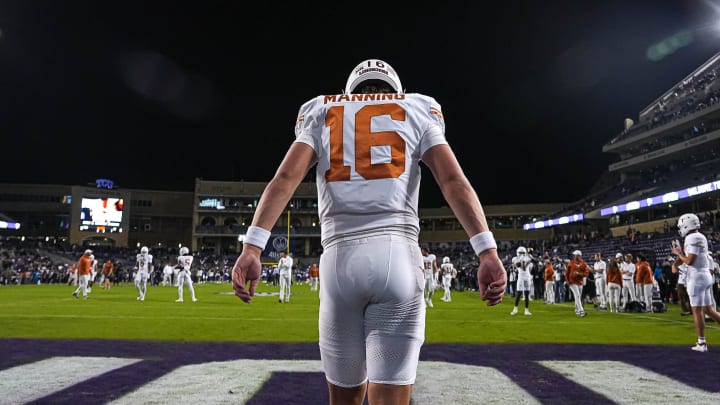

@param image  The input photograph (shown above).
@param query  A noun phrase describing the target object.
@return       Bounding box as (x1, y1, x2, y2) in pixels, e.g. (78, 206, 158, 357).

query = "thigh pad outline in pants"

(318, 235, 425, 387)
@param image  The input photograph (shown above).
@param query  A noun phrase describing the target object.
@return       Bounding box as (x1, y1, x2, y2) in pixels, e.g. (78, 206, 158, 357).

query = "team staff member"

(67, 263, 78, 286)
(565, 250, 590, 317)
(543, 258, 555, 304)
(230, 58, 507, 404)
(635, 253, 654, 313)
(309, 263, 320, 292)
(620, 253, 637, 308)
(72, 249, 94, 299)
(606, 254, 623, 313)
(102, 258, 114, 290)
(592, 252, 607, 310)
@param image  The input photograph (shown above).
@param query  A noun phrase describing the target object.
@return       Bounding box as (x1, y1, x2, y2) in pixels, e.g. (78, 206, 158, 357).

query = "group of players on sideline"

(2, 214, 720, 354)
(2, 229, 719, 313)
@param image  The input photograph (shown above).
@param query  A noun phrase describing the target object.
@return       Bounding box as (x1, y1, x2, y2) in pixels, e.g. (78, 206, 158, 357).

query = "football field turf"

(1, 282, 719, 404)
(0, 281, 716, 344)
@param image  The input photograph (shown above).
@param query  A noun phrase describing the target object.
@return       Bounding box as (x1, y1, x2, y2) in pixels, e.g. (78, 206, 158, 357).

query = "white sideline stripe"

(2, 312, 717, 328)
(538, 360, 720, 404)
(0, 356, 141, 404)
(414, 361, 541, 404)
(109, 360, 540, 405)
(108, 360, 323, 405)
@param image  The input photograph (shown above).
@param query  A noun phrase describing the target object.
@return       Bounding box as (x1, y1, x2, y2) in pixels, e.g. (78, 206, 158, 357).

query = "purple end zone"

(245, 372, 330, 405)
(2, 339, 718, 404)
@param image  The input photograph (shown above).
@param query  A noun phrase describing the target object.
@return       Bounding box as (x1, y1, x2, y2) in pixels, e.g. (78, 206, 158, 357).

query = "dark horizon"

(1, 0, 718, 207)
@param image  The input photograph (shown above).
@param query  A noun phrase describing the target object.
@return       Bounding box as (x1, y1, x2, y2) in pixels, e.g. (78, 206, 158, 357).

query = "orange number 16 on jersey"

(324, 104, 406, 182)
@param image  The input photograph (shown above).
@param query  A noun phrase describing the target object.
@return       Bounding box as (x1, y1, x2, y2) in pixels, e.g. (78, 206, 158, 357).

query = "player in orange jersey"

(566, 250, 590, 317)
(72, 250, 94, 299)
(309, 263, 320, 292)
(102, 258, 114, 290)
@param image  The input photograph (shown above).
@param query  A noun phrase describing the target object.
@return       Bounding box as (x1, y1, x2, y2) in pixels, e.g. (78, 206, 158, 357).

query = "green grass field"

(1, 281, 717, 346)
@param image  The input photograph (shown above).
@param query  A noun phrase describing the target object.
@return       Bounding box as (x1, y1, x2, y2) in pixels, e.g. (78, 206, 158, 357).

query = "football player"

(230, 58, 506, 404)
(175, 247, 197, 302)
(510, 246, 533, 316)
(277, 251, 293, 303)
(440, 256, 457, 302)
(135, 246, 153, 301)
(671, 213, 720, 352)
(421, 247, 439, 308)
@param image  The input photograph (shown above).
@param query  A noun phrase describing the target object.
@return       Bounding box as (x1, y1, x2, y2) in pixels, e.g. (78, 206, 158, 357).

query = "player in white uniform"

(175, 247, 197, 302)
(66, 263, 78, 286)
(277, 251, 293, 303)
(620, 253, 637, 309)
(440, 256, 457, 302)
(671, 213, 720, 352)
(162, 262, 174, 286)
(510, 246, 533, 316)
(230, 58, 507, 404)
(135, 246, 153, 301)
(592, 252, 607, 310)
(421, 247, 439, 308)
(87, 254, 98, 293)
(707, 253, 719, 312)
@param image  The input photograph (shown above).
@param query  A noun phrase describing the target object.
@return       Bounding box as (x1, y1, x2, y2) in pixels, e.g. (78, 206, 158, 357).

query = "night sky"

(0, 1, 718, 207)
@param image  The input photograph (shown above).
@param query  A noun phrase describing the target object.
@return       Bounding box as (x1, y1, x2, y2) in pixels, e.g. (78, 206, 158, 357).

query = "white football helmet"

(84, 249, 93, 255)
(179, 247, 189, 256)
(344, 59, 403, 94)
(677, 213, 700, 237)
(443, 256, 450, 264)
(140, 246, 149, 254)
(572, 250, 582, 257)
(516, 246, 527, 256)
(615, 253, 623, 259)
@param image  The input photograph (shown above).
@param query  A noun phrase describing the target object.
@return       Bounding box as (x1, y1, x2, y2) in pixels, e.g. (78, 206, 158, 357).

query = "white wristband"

(470, 231, 497, 256)
(244, 226, 271, 249)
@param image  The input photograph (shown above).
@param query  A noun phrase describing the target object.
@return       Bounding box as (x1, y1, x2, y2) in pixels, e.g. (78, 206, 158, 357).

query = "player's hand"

(477, 249, 506, 306)
(232, 245, 262, 304)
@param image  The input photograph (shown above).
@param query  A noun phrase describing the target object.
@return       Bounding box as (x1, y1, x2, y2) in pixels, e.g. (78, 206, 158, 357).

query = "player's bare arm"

(232, 142, 316, 303)
(421, 143, 506, 304)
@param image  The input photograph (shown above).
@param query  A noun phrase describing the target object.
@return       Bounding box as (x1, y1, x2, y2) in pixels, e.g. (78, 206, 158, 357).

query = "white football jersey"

(294, 93, 447, 246)
(278, 256, 293, 275)
(620, 261, 635, 279)
(684, 232, 709, 276)
(136, 253, 153, 274)
(593, 260, 606, 279)
(440, 262, 455, 278)
(423, 253, 437, 279)
(177, 254, 193, 271)
(677, 263, 688, 285)
(512, 256, 533, 281)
